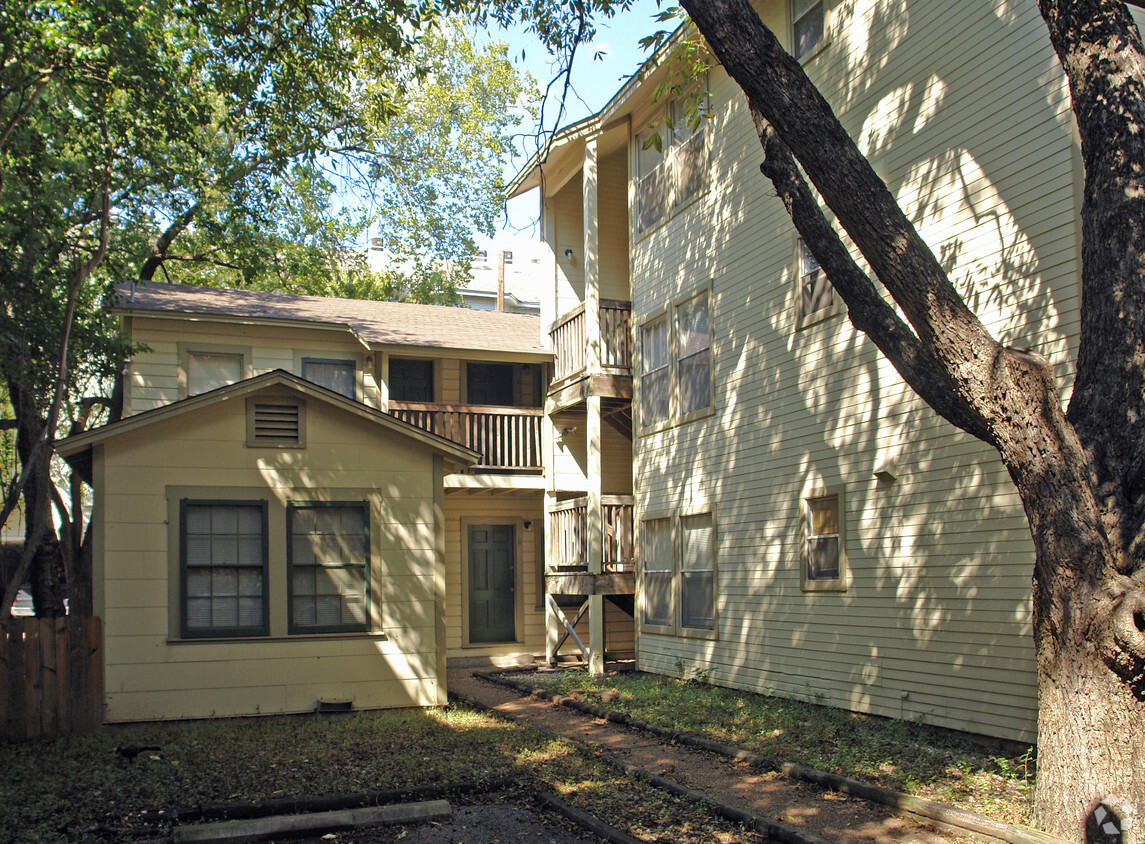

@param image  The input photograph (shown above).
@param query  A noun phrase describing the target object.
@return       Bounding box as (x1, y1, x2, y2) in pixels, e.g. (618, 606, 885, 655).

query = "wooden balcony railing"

(548, 495, 635, 573)
(549, 299, 632, 385)
(389, 401, 542, 472)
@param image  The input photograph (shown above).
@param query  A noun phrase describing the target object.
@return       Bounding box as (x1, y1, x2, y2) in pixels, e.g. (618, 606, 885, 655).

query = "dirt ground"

(445, 669, 977, 844)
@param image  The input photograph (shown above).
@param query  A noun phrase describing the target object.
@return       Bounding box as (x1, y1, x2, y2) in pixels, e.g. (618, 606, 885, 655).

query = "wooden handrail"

(388, 402, 542, 471)
(389, 401, 542, 417)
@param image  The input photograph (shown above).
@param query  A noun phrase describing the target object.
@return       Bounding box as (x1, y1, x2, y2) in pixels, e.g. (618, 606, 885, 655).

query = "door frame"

(460, 517, 525, 647)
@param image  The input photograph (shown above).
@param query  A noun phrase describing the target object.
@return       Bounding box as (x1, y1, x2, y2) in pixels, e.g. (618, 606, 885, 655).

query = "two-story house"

(57, 283, 555, 721)
(508, 0, 1092, 745)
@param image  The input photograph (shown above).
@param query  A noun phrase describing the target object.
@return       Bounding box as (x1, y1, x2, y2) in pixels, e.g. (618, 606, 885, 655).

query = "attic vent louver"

(247, 398, 304, 447)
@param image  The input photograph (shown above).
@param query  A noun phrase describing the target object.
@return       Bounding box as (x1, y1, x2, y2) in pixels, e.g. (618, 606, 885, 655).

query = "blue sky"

(485, 0, 667, 247)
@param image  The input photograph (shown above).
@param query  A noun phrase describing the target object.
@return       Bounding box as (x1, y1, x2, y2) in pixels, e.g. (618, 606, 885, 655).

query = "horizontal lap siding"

(629, 0, 1075, 742)
(98, 397, 444, 722)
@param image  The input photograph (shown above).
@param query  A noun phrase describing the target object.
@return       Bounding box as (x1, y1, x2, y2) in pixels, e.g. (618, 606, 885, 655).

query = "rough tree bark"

(676, 0, 1145, 838)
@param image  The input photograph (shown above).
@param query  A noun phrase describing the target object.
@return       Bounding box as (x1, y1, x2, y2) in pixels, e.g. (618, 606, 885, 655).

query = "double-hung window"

(289, 503, 370, 633)
(640, 317, 670, 428)
(181, 501, 268, 638)
(793, 0, 826, 60)
(302, 358, 356, 399)
(677, 293, 711, 418)
(801, 488, 847, 592)
(640, 511, 717, 637)
(639, 289, 713, 431)
(635, 86, 711, 235)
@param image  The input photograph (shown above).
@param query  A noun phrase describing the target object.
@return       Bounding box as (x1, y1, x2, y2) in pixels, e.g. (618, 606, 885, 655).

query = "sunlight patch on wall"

(895, 148, 1038, 342)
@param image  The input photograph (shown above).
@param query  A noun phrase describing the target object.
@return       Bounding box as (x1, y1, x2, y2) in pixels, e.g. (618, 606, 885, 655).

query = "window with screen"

(389, 358, 434, 402)
(187, 352, 243, 396)
(793, 0, 825, 60)
(288, 503, 370, 633)
(801, 488, 846, 592)
(181, 501, 268, 638)
(677, 293, 711, 417)
(680, 513, 715, 630)
(302, 358, 355, 399)
(640, 318, 670, 428)
(641, 518, 673, 628)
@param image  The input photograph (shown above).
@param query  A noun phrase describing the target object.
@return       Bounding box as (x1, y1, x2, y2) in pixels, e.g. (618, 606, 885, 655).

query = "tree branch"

(750, 110, 990, 442)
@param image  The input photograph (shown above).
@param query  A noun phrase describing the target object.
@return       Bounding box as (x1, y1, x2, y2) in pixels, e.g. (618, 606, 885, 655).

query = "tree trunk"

(1035, 632, 1144, 843)
(29, 534, 64, 617)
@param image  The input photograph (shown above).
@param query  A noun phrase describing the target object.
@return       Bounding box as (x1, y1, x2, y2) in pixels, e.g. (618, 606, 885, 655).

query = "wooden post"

(584, 135, 605, 676)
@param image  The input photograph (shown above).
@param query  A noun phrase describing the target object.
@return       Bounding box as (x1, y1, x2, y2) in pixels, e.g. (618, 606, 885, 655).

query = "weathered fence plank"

(2, 617, 102, 741)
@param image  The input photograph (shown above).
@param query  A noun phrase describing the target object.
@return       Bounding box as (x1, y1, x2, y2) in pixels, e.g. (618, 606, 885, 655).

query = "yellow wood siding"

(94, 390, 444, 722)
(628, 0, 1076, 743)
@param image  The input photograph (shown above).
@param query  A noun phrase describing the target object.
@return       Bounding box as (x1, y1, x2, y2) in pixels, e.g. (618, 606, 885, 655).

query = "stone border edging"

(171, 800, 451, 843)
(475, 670, 1067, 844)
(534, 791, 648, 844)
(157, 776, 517, 825)
(452, 688, 829, 844)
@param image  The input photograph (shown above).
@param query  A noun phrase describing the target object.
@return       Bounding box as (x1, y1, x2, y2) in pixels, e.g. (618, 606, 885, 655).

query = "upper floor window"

(302, 358, 355, 399)
(635, 87, 711, 235)
(639, 289, 713, 432)
(188, 351, 242, 396)
(179, 343, 251, 399)
(389, 357, 434, 403)
(799, 239, 834, 319)
(793, 0, 826, 60)
(639, 317, 670, 428)
(677, 293, 711, 418)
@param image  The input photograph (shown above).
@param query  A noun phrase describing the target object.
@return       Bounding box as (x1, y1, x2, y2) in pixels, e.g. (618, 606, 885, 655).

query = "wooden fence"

(1, 616, 103, 741)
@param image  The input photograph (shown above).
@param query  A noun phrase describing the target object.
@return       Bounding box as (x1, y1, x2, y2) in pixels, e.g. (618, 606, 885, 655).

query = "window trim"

(287, 501, 371, 635)
(179, 499, 270, 639)
(800, 484, 848, 593)
(300, 355, 358, 400)
(794, 237, 845, 331)
(178, 342, 253, 399)
(792, 0, 829, 63)
(637, 285, 715, 433)
(638, 506, 718, 640)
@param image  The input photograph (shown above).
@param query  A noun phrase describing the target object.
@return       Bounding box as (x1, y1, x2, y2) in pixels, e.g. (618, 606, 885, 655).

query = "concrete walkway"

(448, 669, 977, 844)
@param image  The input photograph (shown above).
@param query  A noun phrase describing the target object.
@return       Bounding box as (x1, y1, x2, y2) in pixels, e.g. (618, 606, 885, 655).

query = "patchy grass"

(0, 706, 762, 844)
(511, 669, 1035, 826)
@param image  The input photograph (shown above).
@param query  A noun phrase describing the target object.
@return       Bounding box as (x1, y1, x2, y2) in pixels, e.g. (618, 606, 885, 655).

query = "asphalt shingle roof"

(112, 282, 549, 356)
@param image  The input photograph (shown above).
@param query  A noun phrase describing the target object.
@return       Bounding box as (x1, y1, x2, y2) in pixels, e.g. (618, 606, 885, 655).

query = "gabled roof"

(56, 370, 481, 483)
(112, 282, 550, 357)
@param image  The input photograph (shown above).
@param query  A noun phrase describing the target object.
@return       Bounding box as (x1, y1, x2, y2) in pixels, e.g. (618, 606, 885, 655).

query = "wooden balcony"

(389, 401, 542, 473)
(549, 299, 633, 385)
(546, 495, 635, 595)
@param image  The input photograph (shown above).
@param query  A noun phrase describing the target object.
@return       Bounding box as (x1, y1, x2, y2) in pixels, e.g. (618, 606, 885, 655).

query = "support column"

(584, 135, 605, 676)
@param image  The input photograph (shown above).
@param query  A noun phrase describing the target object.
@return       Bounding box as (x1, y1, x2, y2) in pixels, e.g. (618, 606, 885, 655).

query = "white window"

(793, 0, 825, 60)
(640, 511, 717, 637)
(302, 358, 356, 399)
(636, 128, 669, 234)
(677, 293, 711, 418)
(635, 87, 711, 234)
(289, 503, 370, 633)
(181, 501, 268, 638)
(640, 317, 670, 428)
(639, 288, 713, 431)
(679, 513, 715, 630)
(799, 239, 833, 318)
(641, 518, 673, 627)
(801, 488, 847, 592)
(187, 351, 243, 396)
